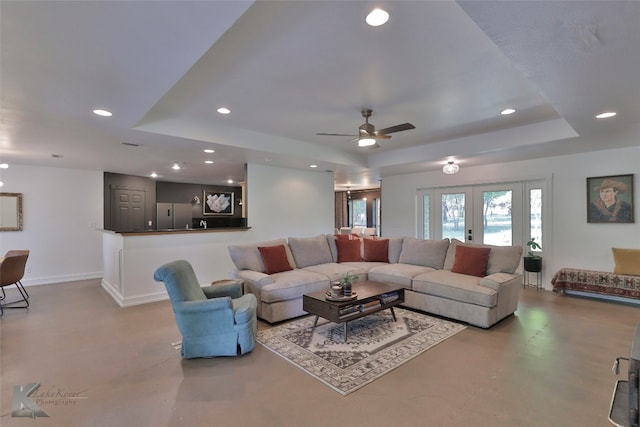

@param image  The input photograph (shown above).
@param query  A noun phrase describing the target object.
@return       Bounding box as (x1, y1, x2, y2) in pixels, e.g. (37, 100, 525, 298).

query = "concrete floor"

(1, 280, 638, 427)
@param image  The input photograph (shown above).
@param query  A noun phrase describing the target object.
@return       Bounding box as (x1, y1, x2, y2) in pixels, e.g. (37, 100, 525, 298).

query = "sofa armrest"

(232, 270, 275, 289)
(479, 272, 522, 291)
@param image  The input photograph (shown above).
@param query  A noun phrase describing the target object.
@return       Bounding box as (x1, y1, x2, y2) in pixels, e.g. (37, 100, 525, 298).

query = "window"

(351, 199, 367, 227)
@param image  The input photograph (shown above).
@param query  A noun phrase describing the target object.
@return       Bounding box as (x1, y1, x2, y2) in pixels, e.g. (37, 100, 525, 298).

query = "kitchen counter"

(100, 227, 252, 307)
(106, 227, 251, 236)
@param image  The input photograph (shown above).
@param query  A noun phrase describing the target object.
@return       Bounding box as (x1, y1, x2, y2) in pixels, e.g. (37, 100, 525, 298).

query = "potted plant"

(524, 238, 542, 272)
(341, 271, 359, 296)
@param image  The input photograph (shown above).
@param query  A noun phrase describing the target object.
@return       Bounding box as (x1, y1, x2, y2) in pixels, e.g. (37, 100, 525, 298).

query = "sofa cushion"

(451, 245, 491, 277)
(258, 245, 294, 274)
(612, 248, 640, 276)
(259, 269, 329, 303)
(288, 235, 333, 268)
(303, 263, 366, 283)
(228, 239, 293, 273)
(368, 263, 436, 288)
(399, 237, 450, 269)
(413, 270, 497, 308)
(444, 239, 521, 274)
(363, 238, 389, 262)
(336, 238, 362, 262)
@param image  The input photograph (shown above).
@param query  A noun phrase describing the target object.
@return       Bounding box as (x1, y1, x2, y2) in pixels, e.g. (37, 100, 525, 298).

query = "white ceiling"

(1, 1, 639, 189)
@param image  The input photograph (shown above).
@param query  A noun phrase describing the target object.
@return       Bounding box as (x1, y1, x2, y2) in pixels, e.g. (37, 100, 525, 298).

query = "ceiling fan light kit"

(358, 137, 376, 147)
(442, 161, 460, 175)
(317, 109, 415, 149)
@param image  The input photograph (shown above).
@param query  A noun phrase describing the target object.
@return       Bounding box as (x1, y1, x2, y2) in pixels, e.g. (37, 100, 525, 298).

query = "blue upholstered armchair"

(153, 260, 257, 359)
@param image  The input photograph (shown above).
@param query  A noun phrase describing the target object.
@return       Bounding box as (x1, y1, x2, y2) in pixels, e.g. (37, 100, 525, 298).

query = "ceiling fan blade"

(375, 134, 392, 140)
(376, 122, 416, 135)
(316, 132, 358, 137)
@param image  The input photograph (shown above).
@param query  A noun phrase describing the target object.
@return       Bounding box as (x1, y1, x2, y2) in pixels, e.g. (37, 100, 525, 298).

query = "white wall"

(0, 162, 335, 289)
(0, 165, 104, 285)
(381, 145, 640, 289)
(243, 163, 335, 241)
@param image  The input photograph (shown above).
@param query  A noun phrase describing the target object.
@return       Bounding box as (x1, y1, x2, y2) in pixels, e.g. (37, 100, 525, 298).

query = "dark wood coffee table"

(302, 280, 405, 342)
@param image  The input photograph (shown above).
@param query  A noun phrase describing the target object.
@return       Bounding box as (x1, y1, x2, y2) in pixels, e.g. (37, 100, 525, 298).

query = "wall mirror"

(0, 192, 23, 231)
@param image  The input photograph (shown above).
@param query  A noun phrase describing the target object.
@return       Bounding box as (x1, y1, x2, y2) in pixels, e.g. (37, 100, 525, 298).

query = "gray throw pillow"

(399, 237, 450, 269)
(443, 238, 522, 274)
(228, 238, 291, 272)
(288, 235, 333, 268)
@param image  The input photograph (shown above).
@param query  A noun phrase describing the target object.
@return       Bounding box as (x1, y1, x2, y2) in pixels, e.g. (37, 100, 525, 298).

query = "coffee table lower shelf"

(302, 281, 405, 342)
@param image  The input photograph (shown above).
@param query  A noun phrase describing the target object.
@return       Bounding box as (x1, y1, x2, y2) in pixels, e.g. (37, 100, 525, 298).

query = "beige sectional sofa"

(228, 235, 523, 328)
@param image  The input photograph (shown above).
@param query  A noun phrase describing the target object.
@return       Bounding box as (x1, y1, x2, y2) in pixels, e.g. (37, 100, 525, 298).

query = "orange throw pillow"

(336, 238, 362, 262)
(258, 245, 294, 274)
(451, 245, 491, 277)
(363, 238, 389, 262)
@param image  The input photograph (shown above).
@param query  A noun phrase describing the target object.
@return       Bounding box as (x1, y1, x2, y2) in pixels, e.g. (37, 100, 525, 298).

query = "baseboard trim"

(22, 272, 103, 287)
(100, 279, 168, 307)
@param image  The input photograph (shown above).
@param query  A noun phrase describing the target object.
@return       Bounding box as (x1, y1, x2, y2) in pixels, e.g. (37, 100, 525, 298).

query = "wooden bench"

(551, 268, 640, 301)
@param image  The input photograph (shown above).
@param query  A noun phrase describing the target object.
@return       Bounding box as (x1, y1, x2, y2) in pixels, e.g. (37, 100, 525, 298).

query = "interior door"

(111, 189, 146, 231)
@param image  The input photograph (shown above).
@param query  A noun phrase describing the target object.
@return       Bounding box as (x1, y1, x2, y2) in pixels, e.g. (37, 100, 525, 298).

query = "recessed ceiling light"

(0, 181, 3, 187)
(0, 163, 8, 169)
(205, 160, 214, 164)
(93, 109, 112, 117)
(217, 107, 231, 115)
(172, 163, 181, 170)
(366, 8, 390, 26)
(150, 172, 158, 178)
(227, 179, 233, 184)
(501, 108, 516, 115)
(596, 111, 617, 119)
(204, 149, 215, 153)
(310, 164, 318, 168)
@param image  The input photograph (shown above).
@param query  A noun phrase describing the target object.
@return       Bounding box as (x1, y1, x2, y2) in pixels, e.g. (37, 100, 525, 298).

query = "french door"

(420, 182, 524, 246)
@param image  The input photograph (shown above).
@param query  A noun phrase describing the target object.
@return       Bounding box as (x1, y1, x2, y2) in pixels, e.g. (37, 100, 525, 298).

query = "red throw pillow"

(363, 238, 389, 262)
(451, 245, 491, 277)
(258, 245, 293, 274)
(336, 238, 362, 262)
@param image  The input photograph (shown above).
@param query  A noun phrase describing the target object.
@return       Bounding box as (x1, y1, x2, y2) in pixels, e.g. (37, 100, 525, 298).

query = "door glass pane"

(442, 193, 465, 241)
(530, 188, 542, 248)
(423, 194, 430, 239)
(483, 190, 512, 245)
(351, 199, 367, 227)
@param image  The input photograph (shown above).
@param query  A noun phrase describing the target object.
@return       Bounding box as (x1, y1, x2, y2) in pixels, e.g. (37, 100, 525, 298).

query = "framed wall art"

(203, 191, 234, 216)
(587, 174, 634, 223)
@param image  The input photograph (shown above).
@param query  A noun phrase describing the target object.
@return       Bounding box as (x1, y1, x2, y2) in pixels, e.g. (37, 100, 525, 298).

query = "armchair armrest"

(203, 282, 242, 299)
(173, 297, 233, 314)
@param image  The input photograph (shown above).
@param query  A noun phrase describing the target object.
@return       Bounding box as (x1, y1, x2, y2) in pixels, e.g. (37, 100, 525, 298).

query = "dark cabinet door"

(111, 189, 146, 231)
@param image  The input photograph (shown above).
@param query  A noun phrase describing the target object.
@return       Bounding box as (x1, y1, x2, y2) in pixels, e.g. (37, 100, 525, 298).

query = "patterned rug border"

(257, 308, 466, 395)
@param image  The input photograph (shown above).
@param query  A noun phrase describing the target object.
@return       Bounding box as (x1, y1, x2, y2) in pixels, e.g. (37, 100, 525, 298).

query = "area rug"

(256, 308, 466, 395)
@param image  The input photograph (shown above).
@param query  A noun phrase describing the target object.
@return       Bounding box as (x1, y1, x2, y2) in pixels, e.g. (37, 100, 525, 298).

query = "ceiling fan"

(316, 109, 415, 148)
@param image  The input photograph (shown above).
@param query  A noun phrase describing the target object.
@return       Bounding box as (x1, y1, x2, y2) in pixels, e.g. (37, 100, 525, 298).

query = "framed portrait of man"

(587, 174, 634, 223)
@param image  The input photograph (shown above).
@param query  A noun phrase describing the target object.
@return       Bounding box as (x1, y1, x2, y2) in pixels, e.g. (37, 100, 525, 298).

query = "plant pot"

(523, 256, 542, 273)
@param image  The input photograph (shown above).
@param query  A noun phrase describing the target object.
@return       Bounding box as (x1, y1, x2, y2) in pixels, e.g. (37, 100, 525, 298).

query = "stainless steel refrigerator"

(156, 203, 192, 230)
